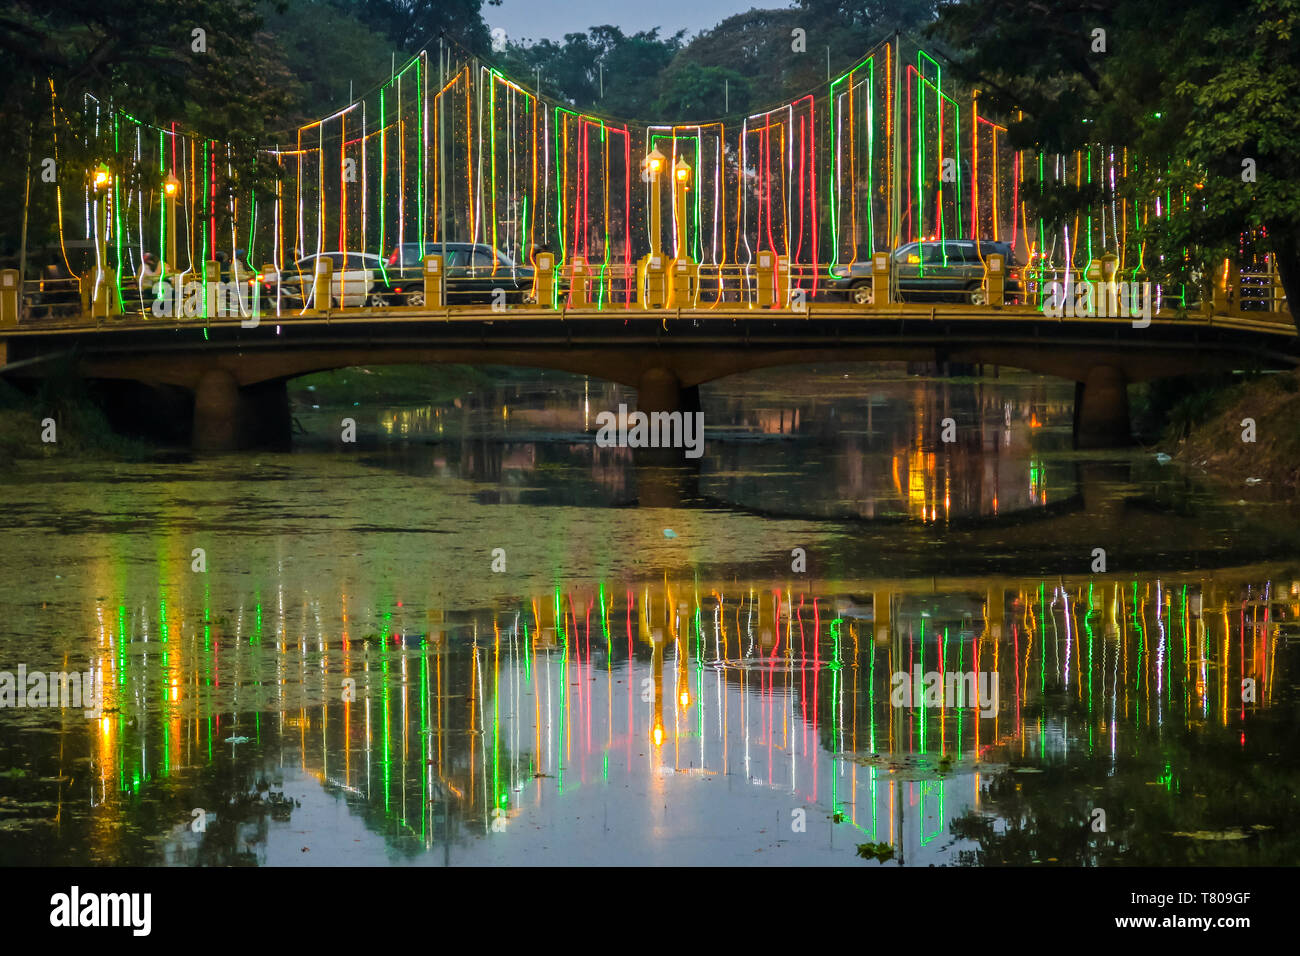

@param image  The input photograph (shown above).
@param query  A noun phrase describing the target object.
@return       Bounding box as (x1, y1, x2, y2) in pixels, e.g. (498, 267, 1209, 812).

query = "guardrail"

(1, 256, 1289, 329)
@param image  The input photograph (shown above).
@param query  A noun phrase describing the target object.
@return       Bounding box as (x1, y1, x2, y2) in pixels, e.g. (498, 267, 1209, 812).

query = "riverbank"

(1160, 371, 1300, 493)
(0, 377, 152, 464)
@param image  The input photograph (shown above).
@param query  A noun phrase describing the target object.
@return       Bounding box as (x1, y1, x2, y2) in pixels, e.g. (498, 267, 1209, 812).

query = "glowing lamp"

(92, 164, 111, 189)
(163, 174, 180, 197)
(672, 156, 693, 188)
(641, 147, 667, 181)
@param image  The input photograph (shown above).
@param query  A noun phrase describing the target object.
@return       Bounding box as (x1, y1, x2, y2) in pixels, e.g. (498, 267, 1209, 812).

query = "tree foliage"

(933, 0, 1300, 330)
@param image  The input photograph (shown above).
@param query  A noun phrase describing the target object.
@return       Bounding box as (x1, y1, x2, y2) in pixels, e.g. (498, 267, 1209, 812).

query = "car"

(831, 240, 1022, 305)
(263, 252, 392, 309)
(383, 242, 534, 305)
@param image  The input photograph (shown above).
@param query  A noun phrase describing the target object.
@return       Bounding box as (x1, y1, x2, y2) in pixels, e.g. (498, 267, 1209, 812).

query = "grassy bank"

(288, 364, 515, 408)
(1154, 371, 1300, 492)
(0, 375, 152, 464)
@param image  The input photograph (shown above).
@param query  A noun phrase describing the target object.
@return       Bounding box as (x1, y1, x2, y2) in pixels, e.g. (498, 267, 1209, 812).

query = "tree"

(343, 0, 499, 53)
(934, 0, 1300, 333)
(497, 26, 684, 120)
(0, 0, 297, 257)
(655, 63, 751, 120)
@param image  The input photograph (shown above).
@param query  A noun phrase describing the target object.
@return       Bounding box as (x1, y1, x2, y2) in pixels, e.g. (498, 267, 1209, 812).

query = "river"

(1, 364, 1296, 865)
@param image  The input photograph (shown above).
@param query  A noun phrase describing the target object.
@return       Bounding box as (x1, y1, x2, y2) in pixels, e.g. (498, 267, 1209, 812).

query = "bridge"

(1, 33, 1293, 450)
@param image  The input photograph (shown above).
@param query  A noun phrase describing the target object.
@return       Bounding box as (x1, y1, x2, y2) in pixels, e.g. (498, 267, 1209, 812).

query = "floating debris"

(663, 529, 678, 538)
(1170, 829, 1249, 841)
(856, 841, 895, 862)
(225, 736, 250, 744)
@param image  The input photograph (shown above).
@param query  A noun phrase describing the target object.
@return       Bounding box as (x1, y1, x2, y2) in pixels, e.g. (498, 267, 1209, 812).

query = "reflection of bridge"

(62, 565, 1289, 864)
(2, 33, 1295, 449)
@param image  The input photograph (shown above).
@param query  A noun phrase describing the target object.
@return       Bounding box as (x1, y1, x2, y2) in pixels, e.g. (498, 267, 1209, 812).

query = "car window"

(916, 242, 953, 263)
(345, 254, 373, 269)
(981, 244, 1016, 264)
(468, 249, 496, 269)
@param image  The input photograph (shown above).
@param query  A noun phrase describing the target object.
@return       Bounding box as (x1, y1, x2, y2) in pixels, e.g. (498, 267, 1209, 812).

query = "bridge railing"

(1238, 270, 1287, 314)
(3, 259, 1290, 327)
(20, 275, 83, 322)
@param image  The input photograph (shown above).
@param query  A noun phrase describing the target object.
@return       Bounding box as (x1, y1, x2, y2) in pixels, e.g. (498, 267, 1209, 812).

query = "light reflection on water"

(1, 365, 1297, 866)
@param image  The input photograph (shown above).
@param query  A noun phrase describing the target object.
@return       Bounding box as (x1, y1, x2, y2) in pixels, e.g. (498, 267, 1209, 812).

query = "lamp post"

(89, 163, 112, 317)
(667, 157, 695, 308)
(637, 148, 669, 309)
(671, 156, 693, 261)
(642, 148, 666, 258)
(163, 174, 180, 275)
(91, 164, 110, 266)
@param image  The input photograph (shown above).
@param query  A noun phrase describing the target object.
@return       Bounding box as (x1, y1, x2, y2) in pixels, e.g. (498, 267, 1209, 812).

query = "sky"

(483, 0, 781, 44)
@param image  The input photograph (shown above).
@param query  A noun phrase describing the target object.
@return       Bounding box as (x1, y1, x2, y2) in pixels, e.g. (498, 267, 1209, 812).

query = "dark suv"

(383, 242, 534, 305)
(833, 240, 1022, 305)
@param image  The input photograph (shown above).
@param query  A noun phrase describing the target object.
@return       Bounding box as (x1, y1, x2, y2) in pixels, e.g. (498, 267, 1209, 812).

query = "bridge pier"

(1073, 366, 1132, 449)
(636, 367, 700, 415)
(192, 369, 290, 452)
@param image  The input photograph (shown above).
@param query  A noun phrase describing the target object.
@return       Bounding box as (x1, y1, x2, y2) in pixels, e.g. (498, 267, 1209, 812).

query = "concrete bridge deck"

(2, 301, 1296, 451)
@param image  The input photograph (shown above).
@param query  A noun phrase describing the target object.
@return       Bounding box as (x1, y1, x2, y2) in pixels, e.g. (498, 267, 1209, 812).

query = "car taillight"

(387, 251, 399, 266)
(394, 287, 402, 294)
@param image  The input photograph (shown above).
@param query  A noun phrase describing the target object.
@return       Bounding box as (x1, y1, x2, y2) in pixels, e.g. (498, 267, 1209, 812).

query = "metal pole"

(892, 32, 903, 254)
(439, 38, 447, 263)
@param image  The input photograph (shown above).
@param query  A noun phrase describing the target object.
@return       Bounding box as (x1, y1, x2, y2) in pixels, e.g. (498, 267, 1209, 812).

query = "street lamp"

(163, 174, 181, 274)
(89, 164, 113, 317)
(641, 148, 666, 259)
(672, 156, 693, 260)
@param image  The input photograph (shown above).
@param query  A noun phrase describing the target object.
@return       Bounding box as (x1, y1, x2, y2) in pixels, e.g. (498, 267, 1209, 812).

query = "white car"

(264, 252, 390, 308)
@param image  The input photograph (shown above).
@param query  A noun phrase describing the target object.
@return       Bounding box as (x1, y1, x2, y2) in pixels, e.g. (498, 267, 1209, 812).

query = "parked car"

(383, 242, 534, 305)
(263, 252, 392, 308)
(831, 240, 1022, 305)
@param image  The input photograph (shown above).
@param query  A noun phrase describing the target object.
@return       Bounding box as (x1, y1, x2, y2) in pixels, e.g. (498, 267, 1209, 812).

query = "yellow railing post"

(669, 258, 694, 308)
(571, 256, 589, 308)
(533, 252, 554, 307)
(985, 252, 1005, 306)
(639, 254, 667, 309)
(755, 251, 774, 308)
(871, 252, 891, 305)
(311, 257, 333, 310)
(775, 254, 790, 308)
(1213, 259, 1238, 316)
(0, 269, 19, 326)
(421, 254, 444, 308)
